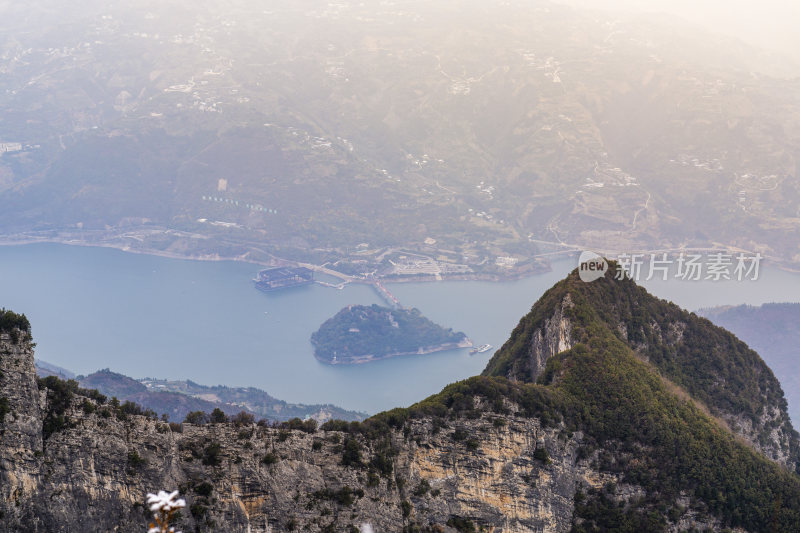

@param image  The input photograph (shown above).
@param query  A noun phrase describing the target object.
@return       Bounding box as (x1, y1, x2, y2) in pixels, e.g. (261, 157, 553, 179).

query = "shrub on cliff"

(209, 408, 227, 424)
(280, 417, 317, 433)
(341, 437, 363, 467)
(0, 308, 31, 344)
(38, 375, 79, 439)
(201, 442, 223, 466)
(0, 396, 10, 423)
(184, 411, 209, 424)
(231, 411, 255, 426)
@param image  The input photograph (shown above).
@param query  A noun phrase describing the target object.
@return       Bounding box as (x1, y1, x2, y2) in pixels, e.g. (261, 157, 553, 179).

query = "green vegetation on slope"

(34, 375, 167, 441)
(480, 265, 800, 530)
(311, 304, 467, 363)
(555, 339, 800, 532)
(485, 264, 798, 464)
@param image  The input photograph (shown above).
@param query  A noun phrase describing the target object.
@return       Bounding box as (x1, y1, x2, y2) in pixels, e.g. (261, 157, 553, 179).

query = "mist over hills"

(1, 0, 799, 273)
(3, 1, 800, 530)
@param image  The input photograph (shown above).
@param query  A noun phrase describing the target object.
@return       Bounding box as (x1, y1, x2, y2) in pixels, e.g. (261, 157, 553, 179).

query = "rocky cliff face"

(0, 333, 601, 532)
(0, 332, 43, 523)
(0, 329, 735, 533)
(526, 295, 573, 383)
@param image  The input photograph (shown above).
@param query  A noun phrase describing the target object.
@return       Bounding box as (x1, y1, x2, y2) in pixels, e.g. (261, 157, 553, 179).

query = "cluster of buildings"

(254, 267, 315, 291)
(0, 142, 22, 153)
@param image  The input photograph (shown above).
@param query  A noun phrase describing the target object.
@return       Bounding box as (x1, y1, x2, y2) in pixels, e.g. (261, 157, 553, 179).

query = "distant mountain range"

(1, 0, 799, 273)
(699, 302, 800, 424)
(35, 361, 365, 423)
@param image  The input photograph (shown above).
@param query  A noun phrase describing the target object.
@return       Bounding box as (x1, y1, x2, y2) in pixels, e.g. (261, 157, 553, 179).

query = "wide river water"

(1, 243, 799, 413)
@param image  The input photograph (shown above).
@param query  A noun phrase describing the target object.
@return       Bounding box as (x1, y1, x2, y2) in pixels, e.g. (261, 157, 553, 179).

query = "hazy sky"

(555, 0, 800, 59)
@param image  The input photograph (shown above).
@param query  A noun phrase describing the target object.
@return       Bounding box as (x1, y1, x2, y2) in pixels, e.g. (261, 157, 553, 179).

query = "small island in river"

(311, 304, 471, 364)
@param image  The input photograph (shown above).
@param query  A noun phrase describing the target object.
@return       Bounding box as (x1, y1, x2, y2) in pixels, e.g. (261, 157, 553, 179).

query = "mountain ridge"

(484, 263, 799, 467)
(34, 364, 366, 424)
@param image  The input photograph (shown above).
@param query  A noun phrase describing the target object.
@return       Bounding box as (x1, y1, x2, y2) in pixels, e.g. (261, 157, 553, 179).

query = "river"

(1, 243, 799, 413)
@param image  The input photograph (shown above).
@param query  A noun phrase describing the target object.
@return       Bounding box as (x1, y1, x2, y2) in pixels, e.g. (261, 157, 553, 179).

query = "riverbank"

(0, 234, 559, 284)
(314, 338, 474, 365)
(3, 233, 798, 283)
(0, 235, 273, 267)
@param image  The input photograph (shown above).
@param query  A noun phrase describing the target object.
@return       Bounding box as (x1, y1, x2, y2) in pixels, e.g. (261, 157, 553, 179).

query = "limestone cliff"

(525, 295, 573, 383)
(0, 330, 743, 533)
(0, 331, 43, 521)
(0, 333, 607, 532)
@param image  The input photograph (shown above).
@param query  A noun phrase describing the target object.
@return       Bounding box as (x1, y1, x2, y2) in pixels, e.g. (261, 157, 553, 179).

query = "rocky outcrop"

(0, 335, 614, 532)
(1, 329, 761, 533)
(22, 405, 592, 532)
(0, 332, 43, 524)
(527, 295, 573, 382)
(726, 405, 796, 467)
(486, 267, 800, 470)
